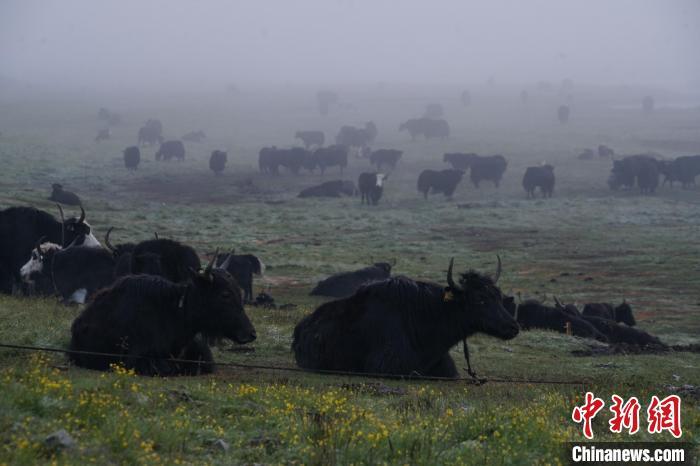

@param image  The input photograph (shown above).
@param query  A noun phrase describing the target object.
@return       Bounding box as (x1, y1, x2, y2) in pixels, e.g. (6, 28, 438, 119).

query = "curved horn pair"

(553, 296, 563, 308)
(78, 206, 86, 224)
(204, 248, 219, 277)
(446, 255, 502, 289)
(218, 248, 235, 271)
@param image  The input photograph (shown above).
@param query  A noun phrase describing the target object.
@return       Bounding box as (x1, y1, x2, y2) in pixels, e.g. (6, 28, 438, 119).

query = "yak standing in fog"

(315, 145, 348, 175)
(49, 184, 82, 206)
(469, 155, 508, 188)
(608, 155, 659, 194)
(522, 165, 555, 198)
(209, 150, 227, 175)
(156, 140, 185, 161)
(557, 105, 570, 124)
(399, 118, 450, 140)
(358, 172, 387, 205)
(444, 153, 478, 170)
(138, 119, 163, 146)
(417, 169, 464, 200)
(123, 146, 140, 171)
(295, 131, 325, 149)
(369, 149, 402, 170)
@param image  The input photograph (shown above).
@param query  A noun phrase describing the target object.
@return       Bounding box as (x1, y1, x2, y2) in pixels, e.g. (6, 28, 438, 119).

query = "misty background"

(1, 0, 699, 94)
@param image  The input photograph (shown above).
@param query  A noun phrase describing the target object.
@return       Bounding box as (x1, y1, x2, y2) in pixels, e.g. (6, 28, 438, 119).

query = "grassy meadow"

(0, 84, 699, 464)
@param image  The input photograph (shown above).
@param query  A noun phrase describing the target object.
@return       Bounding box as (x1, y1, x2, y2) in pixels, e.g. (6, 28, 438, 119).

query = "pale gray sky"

(1, 0, 698, 91)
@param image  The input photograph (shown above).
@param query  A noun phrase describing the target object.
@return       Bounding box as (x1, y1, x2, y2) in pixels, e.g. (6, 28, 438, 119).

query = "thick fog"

(1, 0, 699, 92)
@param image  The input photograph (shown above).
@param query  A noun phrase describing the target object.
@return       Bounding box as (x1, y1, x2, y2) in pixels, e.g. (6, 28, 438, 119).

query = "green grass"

(0, 88, 699, 464)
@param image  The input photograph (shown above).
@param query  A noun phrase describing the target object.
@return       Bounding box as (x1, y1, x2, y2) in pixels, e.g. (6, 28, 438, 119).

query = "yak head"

(615, 300, 636, 326)
(20, 237, 62, 282)
(57, 204, 100, 248)
(444, 256, 519, 340)
(189, 252, 256, 345)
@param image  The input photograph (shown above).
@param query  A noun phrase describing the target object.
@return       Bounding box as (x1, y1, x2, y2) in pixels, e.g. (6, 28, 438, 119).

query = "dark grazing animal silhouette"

(358, 172, 388, 205)
(310, 263, 392, 298)
(469, 155, 508, 188)
(137, 119, 163, 146)
(608, 155, 659, 194)
(215, 252, 264, 303)
(209, 150, 227, 175)
(295, 131, 325, 149)
(370, 149, 402, 170)
(155, 140, 185, 161)
(399, 118, 450, 140)
(581, 316, 661, 346)
(294, 258, 518, 378)
(417, 169, 464, 199)
(522, 165, 555, 198)
(95, 128, 111, 142)
(315, 145, 349, 175)
(443, 153, 478, 170)
(0, 205, 99, 294)
(69, 255, 256, 375)
(49, 184, 82, 206)
(258, 147, 311, 175)
(582, 302, 636, 326)
(512, 300, 608, 342)
(123, 146, 141, 171)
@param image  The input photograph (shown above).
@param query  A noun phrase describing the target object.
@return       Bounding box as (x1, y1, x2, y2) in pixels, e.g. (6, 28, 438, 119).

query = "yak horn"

(218, 252, 233, 271)
(105, 227, 115, 252)
(204, 248, 219, 276)
(494, 255, 502, 284)
(553, 296, 563, 308)
(35, 236, 47, 256)
(446, 257, 458, 290)
(78, 205, 86, 224)
(154, 232, 159, 240)
(56, 204, 65, 246)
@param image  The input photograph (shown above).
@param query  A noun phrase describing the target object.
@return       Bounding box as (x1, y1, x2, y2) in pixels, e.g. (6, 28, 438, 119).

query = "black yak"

(581, 316, 661, 346)
(469, 155, 508, 188)
(310, 262, 392, 298)
(295, 131, 325, 149)
(673, 155, 700, 188)
(294, 258, 518, 378)
(608, 155, 659, 194)
(20, 239, 115, 304)
(137, 119, 163, 146)
(443, 152, 478, 170)
(155, 140, 185, 161)
(209, 150, 227, 175)
(258, 147, 310, 175)
(399, 118, 449, 140)
(582, 302, 636, 326)
(215, 252, 264, 303)
(369, 149, 402, 170)
(522, 165, 555, 198)
(417, 169, 464, 199)
(513, 300, 608, 342)
(358, 172, 388, 205)
(130, 238, 201, 283)
(123, 146, 141, 171)
(0, 205, 99, 294)
(315, 145, 348, 175)
(335, 123, 375, 148)
(49, 184, 82, 206)
(69, 254, 256, 375)
(298, 180, 356, 198)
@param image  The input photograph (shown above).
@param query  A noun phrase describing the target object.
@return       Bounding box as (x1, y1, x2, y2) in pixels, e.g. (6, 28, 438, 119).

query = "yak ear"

(442, 288, 455, 302)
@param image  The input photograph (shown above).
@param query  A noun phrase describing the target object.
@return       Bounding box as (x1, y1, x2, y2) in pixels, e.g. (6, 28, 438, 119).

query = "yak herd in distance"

(0, 89, 697, 379)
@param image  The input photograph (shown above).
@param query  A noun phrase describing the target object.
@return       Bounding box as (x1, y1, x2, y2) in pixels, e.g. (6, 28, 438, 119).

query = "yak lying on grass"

(582, 301, 636, 326)
(513, 300, 608, 342)
(294, 257, 518, 378)
(69, 254, 256, 376)
(581, 316, 661, 346)
(130, 238, 201, 283)
(310, 262, 392, 298)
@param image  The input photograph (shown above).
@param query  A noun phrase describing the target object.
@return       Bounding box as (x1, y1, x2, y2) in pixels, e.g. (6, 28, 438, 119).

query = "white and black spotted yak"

(0, 205, 100, 294)
(294, 257, 518, 378)
(69, 253, 256, 376)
